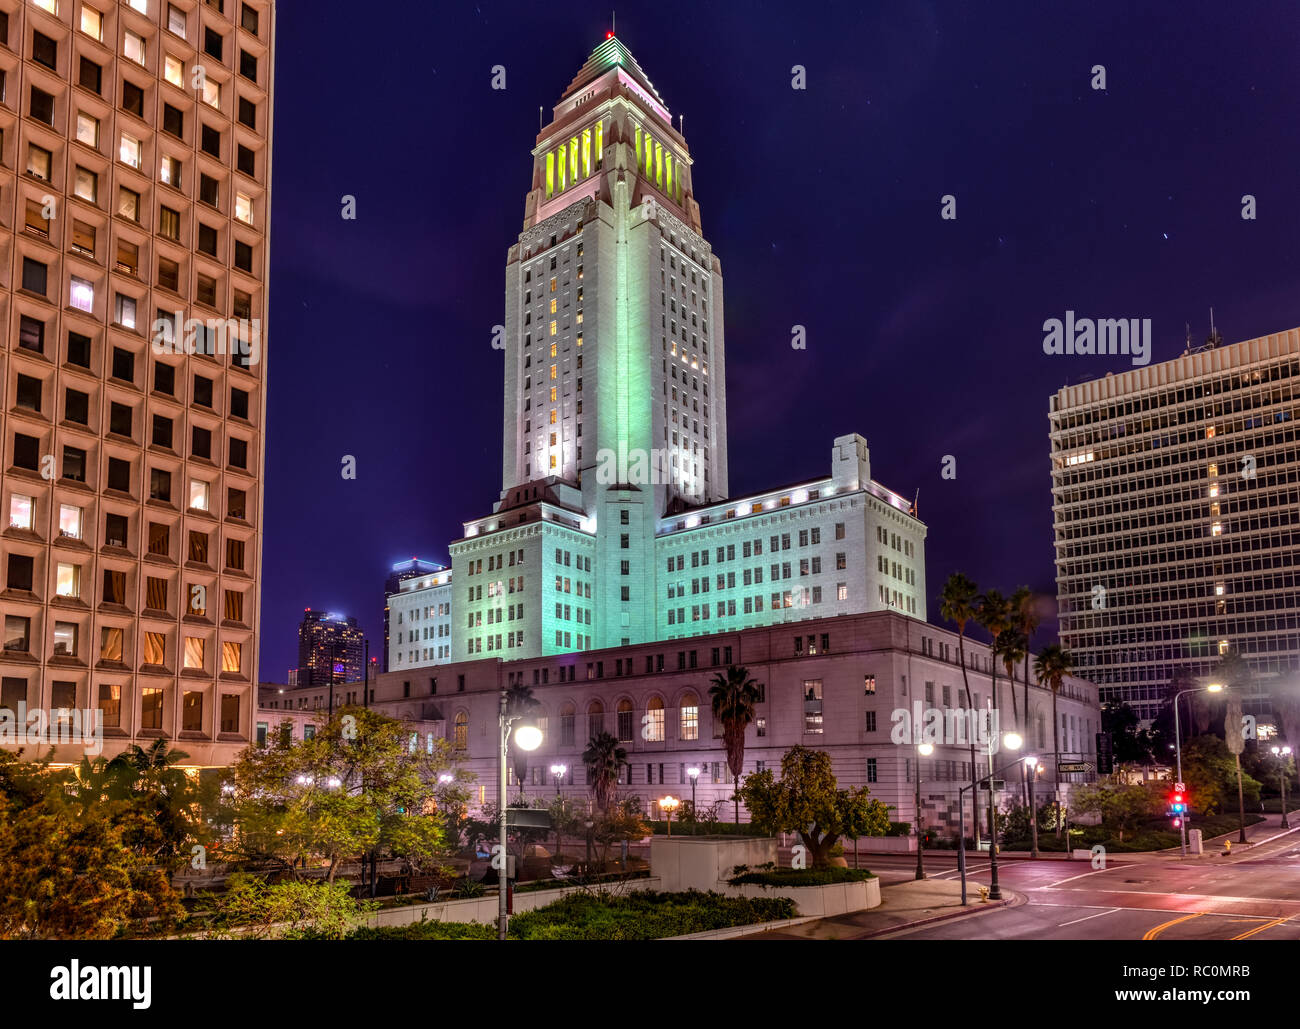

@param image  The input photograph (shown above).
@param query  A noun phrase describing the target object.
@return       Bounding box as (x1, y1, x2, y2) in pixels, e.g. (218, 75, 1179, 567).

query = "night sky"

(258, 0, 1300, 682)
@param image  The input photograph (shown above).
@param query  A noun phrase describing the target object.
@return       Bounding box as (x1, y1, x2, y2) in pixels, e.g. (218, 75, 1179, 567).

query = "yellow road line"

(1143, 912, 1203, 940)
(1231, 916, 1290, 940)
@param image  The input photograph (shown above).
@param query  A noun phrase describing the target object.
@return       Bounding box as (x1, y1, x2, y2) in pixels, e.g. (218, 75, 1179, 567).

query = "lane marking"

(1143, 912, 1203, 941)
(1232, 915, 1291, 940)
(1044, 865, 1121, 888)
(1058, 907, 1121, 927)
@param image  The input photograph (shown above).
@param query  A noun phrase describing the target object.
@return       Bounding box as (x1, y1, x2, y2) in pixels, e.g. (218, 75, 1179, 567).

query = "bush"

(348, 918, 496, 941)
(727, 866, 873, 887)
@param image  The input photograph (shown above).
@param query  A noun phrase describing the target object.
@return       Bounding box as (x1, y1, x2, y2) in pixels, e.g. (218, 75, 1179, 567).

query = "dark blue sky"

(259, 0, 1300, 681)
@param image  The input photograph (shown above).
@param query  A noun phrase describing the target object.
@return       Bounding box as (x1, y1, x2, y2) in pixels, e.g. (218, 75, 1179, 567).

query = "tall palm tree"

(996, 628, 1028, 804)
(581, 731, 626, 813)
(1011, 586, 1039, 736)
(708, 666, 763, 825)
(976, 589, 1013, 728)
(1215, 652, 1253, 844)
(505, 682, 539, 803)
(940, 572, 981, 843)
(1035, 644, 1075, 837)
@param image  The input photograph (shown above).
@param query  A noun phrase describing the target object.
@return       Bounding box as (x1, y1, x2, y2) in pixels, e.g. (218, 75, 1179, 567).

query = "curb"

(855, 893, 1017, 939)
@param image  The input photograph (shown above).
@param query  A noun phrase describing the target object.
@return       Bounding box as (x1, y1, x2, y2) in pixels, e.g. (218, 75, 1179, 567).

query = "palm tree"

(1011, 586, 1039, 736)
(1214, 652, 1254, 844)
(1035, 644, 1075, 836)
(996, 628, 1028, 804)
(581, 731, 626, 814)
(505, 683, 539, 803)
(708, 666, 763, 825)
(940, 572, 981, 843)
(976, 589, 1013, 728)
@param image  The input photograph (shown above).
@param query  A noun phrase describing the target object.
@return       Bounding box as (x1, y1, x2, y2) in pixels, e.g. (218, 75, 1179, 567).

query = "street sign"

(977, 778, 1006, 791)
(1059, 761, 1094, 774)
(506, 808, 552, 829)
(1175, 782, 1186, 792)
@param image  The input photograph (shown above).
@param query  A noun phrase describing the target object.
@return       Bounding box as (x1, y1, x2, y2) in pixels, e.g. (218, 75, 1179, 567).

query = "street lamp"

(1271, 745, 1292, 829)
(1172, 682, 1224, 857)
(915, 742, 933, 880)
(1024, 756, 1040, 858)
(687, 766, 700, 834)
(498, 689, 542, 941)
(660, 795, 680, 837)
(956, 721, 1022, 904)
(550, 763, 567, 796)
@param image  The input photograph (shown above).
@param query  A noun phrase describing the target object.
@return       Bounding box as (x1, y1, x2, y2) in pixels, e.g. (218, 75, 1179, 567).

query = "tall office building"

(0, 0, 275, 765)
(1050, 327, 1300, 720)
(296, 609, 363, 687)
(425, 36, 927, 669)
(383, 556, 442, 671)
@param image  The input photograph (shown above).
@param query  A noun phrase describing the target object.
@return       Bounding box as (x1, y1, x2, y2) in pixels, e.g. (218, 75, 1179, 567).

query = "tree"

(581, 732, 626, 814)
(738, 746, 890, 868)
(197, 872, 373, 939)
(1216, 653, 1255, 843)
(995, 628, 1028, 742)
(591, 799, 650, 870)
(1035, 643, 1075, 836)
(1102, 702, 1159, 771)
(708, 665, 763, 825)
(505, 683, 540, 803)
(976, 590, 1013, 727)
(940, 572, 981, 846)
(1182, 734, 1261, 815)
(1070, 782, 1163, 842)
(1011, 586, 1040, 742)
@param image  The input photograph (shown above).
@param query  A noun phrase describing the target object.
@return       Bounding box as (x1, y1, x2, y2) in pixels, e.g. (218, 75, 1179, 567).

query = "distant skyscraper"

(297, 609, 364, 686)
(0, 0, 275, 766)
(1050, 327, 1300, 720)
(383, 558, 443, 671)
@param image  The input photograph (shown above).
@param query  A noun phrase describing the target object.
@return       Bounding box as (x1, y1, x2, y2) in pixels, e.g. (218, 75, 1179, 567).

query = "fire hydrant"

(978, 885, 990, 902)
(1222, 840, 1232, 857)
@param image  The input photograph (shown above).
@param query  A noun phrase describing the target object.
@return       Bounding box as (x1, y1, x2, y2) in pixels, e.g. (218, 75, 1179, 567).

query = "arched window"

(560, 702, 576, 747)
(679, 691, 699, 741)
(452, 711, 468, 751)
(587, 700, 604, 740)
(646, 696, 665, 742)
(616, 698, 634, 742)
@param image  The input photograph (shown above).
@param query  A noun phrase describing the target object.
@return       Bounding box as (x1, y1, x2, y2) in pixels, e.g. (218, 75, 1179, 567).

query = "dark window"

(196, 275, 217, 307)
(152, 414, 173, 448)
(234, 239, 252, 271)
(102, 569, 126, 605)
(230, 387, 249, 419)
(105, 513, 128, 548)
(109, 402, 132, 436)
(237, 96, 255, 128)
(199, 173, 219, 207)
(236, 143, 255, 176)
(154, 363, 175, 395)
(13, 434, 41, 471)
(232, 290, 252, 320)
(188, 530, 209, 563)
(239, 48, 257, 80)
(159, 205, 180, 241)
(22, 257, 47, 295)
(158, 257, 179, 291)
(198, 223, 217, 255)
(65, 389, 89, 424)
(228, 437, 248, 469)
(150, 468, 172, 502)
(148, 522, 169, 555)
(29, 86, 54, 125)
(67, 331, 91, 367)
(194, 376, 214, 408)
(62, 446, 87, 482)
(201, 124, 220, 157)
(124, 81, 145, 118)
(20, 317, 46, 354)
(226, 537, 245, 570)
(191, 426, 212, 459)
(79, 56, 103, 95)
(227, 488, 246, 519)
(6, 555, 35, 592)
(241, 4, 259, 35)
(32, 32, 57, 70)
(107, 457, 131, 492)
(203, 27, 223, 60)
(15, 375, 41, 412)
(220, 694, 240, 733)
(111, 347, 134, 382)
(162, 103, 183, 137)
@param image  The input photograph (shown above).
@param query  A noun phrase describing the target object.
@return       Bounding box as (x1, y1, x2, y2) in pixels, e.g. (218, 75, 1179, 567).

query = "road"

(871, 822, 1300, 940)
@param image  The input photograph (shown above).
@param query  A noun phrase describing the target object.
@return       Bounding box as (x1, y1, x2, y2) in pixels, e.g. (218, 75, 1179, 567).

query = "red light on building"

(606, 31, 614, 39)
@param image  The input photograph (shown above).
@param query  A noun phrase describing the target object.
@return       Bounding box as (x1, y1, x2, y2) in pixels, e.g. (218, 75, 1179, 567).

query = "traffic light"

(1167, 789, 1189, 827)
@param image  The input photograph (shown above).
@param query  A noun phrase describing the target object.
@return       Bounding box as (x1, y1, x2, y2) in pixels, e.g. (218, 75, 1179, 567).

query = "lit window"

(549, 386, 557, 402)
(550, 342, 557, 357)
(124, 30, 146, 65)
(189, 479, 210, 511)
(549, 410, 557, 424)
(1211, 522, 1222, 536)
(549, 299, 557, 314)
(234, 192, 253, 224)
(74, 167, 98, 203)
(550, 364, 557, 380)
(202, 78, 220, 108)
(184, 636, 205, 669)
(76, 112, 100, 148)
(56, 563, 80, 598)
(680, 692, 699, 740)
(8, 495, 35, 531)
(69, 276, 94, 313)
(549, 456, 556, 469)
(120, 133, 142, 168)
(222, 640, 242, 673)
(33, 0, 56, 12)
(59, 504, 82, 539)
(164, 54, 184, 87)
(81, 5, 103, 39)
(129, 0, 146, 10)
(160, 155, 181, 186)
(1218, 640, 1230, 656)
(167, 3, 186, 37)
(549, 320, 557, 336)
(144, 632, 165, 665)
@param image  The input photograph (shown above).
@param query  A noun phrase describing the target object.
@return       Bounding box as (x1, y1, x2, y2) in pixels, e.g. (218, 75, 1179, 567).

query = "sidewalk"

(737, 878, 1014, 940)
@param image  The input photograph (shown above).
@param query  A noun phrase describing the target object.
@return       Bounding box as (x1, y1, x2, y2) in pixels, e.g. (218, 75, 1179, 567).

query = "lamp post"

(1271, 745, 1292, 829)
(550, 763, 567, 796)
(914, 742, 933, 880)
(497, 688, 542, 941)
(956, 726, 1022, 904)
(687, 766, 700, 834)
(1172, 682, 1223, 857)
(660, 796, 680, 837)
(1024, 756, 1040, 858)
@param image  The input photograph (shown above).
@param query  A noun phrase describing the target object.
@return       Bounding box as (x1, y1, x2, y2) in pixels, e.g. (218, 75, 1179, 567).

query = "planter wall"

(722, 877, 879, 917)
(364, 877, 664, 928)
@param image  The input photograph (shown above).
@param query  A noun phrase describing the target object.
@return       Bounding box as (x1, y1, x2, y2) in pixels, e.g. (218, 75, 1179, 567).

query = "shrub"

(727, 866, 873, 887)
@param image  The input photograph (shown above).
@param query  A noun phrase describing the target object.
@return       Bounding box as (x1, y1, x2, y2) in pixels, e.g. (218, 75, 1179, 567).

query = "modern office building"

(268, 609, 1102, 828)
(295, 609, 363, 687)
(383, 556, 443, 671)
(0, 0, 274, 766)
(1050, 327, 1300, 719)
(426, 35, 927, 668)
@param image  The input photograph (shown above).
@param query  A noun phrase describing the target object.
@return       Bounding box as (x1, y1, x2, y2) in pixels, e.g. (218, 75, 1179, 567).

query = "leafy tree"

(708, 665, 763, 825)
(591, 798, 650, 869)
(581, 731, 626, 813)
(196, 872, 373, 939)
(940, 572, 981, 843)
(738, 746, 889, 868)
(1182, 733, 1261, 816)
(1070, 782, 1163, 841)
